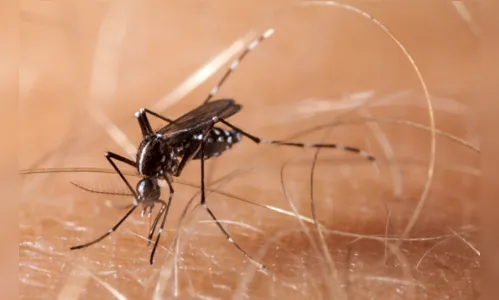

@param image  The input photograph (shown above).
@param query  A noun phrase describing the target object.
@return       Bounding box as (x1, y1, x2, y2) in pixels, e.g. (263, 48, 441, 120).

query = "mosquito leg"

(147, 205, 165, 246)
(105, 152, 138, 199)
(150, 175, 175, 246)
(105, 151, 137, 168)
(69, 152, 140, 251)
(150, 176, 174, 264)
(135, 108, 174, 138)
(70, 205, 138, 250)
(198, 138, 267, 271)
(203, 28, 274, 104)
(173, 140, 203, 177)
(174, 119, 221, 177)
(149, 199, 171, 265)
(218, 119, 376, 161)
(135, 109, 154, 137)
(140, 108, 174, 124)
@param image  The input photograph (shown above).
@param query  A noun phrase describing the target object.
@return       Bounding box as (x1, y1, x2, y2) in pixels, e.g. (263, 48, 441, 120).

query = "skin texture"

(19, 1, 485, 299)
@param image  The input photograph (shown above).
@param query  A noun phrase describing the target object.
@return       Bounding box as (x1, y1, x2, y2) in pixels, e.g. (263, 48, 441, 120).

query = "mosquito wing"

(157, 99, 241, 142)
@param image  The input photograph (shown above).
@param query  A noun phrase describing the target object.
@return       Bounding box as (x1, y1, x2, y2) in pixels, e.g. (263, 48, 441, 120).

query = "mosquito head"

(136, 135, 178, 177)
(136, 177, 160, 202)
(136, 177, 160, 217)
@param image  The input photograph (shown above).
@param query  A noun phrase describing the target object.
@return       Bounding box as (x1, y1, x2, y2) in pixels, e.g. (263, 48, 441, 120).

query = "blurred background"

(19, 1, 482, 299)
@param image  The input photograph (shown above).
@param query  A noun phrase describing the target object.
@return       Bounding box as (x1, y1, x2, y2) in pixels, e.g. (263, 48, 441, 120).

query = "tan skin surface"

(20, 2, 482, 299)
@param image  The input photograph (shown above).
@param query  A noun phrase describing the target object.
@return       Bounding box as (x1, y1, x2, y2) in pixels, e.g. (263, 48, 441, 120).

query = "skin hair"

(19, 2, 482, 299)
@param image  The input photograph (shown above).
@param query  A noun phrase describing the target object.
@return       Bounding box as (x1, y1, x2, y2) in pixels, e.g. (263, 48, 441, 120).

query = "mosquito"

(70, 28, 375, 270)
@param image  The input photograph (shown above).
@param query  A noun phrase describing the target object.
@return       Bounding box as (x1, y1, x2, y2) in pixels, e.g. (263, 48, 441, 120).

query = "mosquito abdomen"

(193, 127, 242, 160)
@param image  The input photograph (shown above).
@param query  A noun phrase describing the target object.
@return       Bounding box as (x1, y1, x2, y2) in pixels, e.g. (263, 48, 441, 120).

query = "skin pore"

(19, 2, 481, 299)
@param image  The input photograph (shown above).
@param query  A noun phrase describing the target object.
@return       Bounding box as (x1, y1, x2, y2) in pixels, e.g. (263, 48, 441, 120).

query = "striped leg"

(69, 152, 139, 251)
(218, 119, 376, 161)
(198, 135, 267, 271)
(135, 108, 174, 138)
(69, 206, 138, 250)
(149, 175, 174, 264)
(203, 28, 275, 104)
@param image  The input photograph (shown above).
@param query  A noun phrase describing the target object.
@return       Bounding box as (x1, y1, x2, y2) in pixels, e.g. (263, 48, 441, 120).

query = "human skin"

(19, 2, 483, 299)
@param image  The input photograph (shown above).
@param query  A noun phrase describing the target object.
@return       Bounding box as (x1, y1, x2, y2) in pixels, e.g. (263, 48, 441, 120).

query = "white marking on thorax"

(137, 142, 150, 173)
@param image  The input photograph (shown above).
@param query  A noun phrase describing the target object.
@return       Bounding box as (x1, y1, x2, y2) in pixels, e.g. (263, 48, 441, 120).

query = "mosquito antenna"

(21, 167, 325, 226)
(203, 28, 275, 104)
(70, 181, 133, 197)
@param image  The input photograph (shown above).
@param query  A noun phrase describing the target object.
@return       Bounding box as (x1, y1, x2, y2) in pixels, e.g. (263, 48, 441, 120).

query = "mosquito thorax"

(136, 135, 178, 177)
